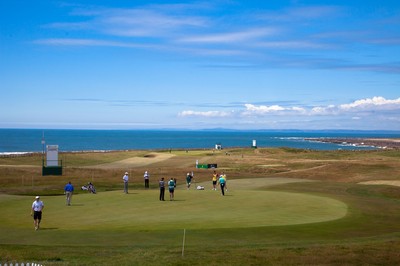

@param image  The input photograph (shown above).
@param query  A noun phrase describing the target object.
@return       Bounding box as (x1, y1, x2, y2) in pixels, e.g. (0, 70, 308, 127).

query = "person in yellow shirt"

(212, 170, 218, 190)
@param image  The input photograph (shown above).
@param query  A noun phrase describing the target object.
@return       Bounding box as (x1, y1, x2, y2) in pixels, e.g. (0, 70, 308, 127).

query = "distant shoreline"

(305, 138, 400, 149)
(1, 138, 400, 157)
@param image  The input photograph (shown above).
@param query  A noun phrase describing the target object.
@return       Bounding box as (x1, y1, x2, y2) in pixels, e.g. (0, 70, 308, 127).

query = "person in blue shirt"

(218, 175, 226, 196)
(168, 178, 175, 201)
(64, 181, 74, 206)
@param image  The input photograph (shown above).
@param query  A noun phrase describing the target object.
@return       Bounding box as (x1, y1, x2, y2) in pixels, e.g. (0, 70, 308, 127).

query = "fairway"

(0, 178, 347, 246)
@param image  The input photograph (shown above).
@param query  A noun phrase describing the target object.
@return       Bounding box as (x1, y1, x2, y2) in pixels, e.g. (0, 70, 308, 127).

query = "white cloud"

(258, 6, 341, 21)
(254, 40, 330, 49)
(183, 97, 400, 120)
(339, 96, 400, 111)
(33, 38, 163, 50)
(178, 28, 278, 44)
(245, 103, 284, 112)
(99, 8, 208, 37)
(34, 38, 126, 47)
(178, 110, 233, 117)
(242, 103, 306, 116)
(35, 3, 400, 74)
(311, 105, 337, 115)
(291, 106, 307, 113)
(309, 97, 400, 115)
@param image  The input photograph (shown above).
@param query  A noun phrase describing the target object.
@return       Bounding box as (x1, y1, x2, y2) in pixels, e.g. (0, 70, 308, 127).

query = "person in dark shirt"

(159, 177, 165, 201)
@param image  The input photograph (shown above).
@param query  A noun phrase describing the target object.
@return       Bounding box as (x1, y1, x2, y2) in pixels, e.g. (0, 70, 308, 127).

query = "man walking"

(159, 177, 165, 201)
(64, 181, 74, 206)
(144, 171, 150, 189)
(221, 172, 228, 191)
(31, 196, 44, 230)
(218, 175, 226, 196)
(186, 172, 192, 190)
(123, 172, 129, 193)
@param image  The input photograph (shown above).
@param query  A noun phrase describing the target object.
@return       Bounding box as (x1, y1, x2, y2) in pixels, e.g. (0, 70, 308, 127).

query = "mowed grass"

(0, 178, 347, 243)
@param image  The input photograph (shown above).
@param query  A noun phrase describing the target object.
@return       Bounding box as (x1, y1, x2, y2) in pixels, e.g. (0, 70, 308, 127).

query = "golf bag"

(81, 182, 96, 194)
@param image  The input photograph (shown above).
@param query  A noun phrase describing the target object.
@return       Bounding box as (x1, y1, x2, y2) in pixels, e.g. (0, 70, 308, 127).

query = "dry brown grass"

(1, 147, 399, 195)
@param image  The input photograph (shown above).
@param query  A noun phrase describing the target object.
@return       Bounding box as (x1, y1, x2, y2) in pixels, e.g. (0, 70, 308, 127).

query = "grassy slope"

(1, 148, 400, 265)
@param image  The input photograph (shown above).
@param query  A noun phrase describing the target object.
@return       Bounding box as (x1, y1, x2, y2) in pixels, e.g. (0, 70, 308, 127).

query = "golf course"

(1, 147, 400, 265)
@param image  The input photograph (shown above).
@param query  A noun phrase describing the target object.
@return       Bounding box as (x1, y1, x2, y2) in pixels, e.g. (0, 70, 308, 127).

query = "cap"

(125, 172, 129, 175)
(35, 196, 40, 199)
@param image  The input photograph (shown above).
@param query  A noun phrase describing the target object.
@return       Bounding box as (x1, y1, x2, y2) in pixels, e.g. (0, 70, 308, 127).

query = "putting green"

(1, 178, 347, 233)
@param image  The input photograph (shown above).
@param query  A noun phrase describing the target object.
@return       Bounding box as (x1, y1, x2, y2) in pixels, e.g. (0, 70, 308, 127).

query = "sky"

(1, 0, 399, 130)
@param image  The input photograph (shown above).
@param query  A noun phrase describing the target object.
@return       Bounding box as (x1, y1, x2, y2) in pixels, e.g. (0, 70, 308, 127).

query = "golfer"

(64, 181, 74, 206)
(31, 196, 44, 230)
(123, 172, 129, 194)
(218, 175, 226, 196)
(221, 172, 228, 191)
(144, 171, 150, 189)
(159, 177, 165, 201)
(186, 173, 192, 190)
(168, 178, 175, 201)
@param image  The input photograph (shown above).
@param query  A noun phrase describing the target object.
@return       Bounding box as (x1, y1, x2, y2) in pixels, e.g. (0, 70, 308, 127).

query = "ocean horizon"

(1, 128, 399, 154)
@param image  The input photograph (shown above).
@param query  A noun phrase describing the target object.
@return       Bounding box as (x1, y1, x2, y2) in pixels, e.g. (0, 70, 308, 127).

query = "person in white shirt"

(123, 172, 129, 194)
(144, 171, 150, 189)
(31, 196, 44, 230)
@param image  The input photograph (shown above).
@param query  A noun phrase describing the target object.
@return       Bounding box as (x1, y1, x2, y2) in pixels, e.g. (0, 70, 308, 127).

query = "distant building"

(252, 139, 257, 148)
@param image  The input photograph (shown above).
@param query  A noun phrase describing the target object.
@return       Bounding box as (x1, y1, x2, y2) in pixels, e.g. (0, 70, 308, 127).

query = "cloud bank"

(180, 96, 400, 117)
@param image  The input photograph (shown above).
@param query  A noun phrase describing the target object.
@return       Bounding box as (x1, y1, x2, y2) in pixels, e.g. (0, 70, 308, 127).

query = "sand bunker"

(359, 180, 400, 187)
(93, 152, 175, 168)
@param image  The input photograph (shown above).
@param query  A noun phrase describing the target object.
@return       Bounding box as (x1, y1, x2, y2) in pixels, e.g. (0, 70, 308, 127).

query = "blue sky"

(1, 0, 399, 130)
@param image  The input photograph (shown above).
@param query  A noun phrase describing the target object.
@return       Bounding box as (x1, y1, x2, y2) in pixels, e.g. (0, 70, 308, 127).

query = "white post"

(182, 229, 186, 257)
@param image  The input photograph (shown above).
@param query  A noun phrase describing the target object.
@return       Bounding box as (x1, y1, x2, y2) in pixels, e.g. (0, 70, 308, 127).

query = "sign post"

(42, 144, 63, 176)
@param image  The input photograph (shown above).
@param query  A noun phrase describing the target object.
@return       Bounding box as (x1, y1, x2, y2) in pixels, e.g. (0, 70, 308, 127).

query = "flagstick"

(182, 229, 186, 257)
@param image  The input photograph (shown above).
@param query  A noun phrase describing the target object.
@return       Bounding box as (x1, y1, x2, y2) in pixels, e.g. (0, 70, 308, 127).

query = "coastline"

(305, 138, 400, 149)
(1, 137, 400, 157)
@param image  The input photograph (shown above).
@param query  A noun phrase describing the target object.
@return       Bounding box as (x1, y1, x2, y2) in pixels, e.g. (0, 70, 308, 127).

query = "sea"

(0, 129, 399, 155)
